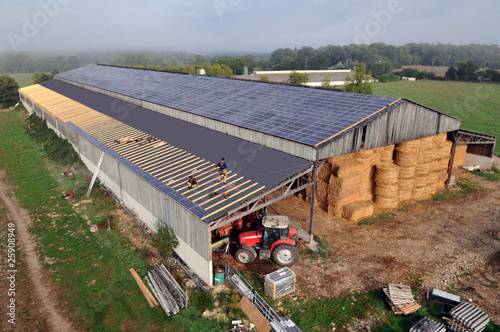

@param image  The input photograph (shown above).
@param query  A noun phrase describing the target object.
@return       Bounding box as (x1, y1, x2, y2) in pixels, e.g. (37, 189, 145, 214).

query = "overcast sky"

(1, 0, 499, 54)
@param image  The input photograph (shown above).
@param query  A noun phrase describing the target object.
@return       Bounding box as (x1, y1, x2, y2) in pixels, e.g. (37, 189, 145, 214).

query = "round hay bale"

(352, 148, 374, 160)
(394, 153, 418, 167)
(414, 164, 430, 177)
(395, 140, 420, 152)
(374, 195, 398, 208)
(412, 185, 432, 200)
(417, 149, 432, 164)
(432, 133, 448, 145)
(380, 145, 395, 163)
(399, 166, 416, 179)
(375, 164, 400, 184)
(398, 190, 413, 202)
(442, 140, 453, 156)
(398, 179, 414, 192)
(374, 183, 398, 197)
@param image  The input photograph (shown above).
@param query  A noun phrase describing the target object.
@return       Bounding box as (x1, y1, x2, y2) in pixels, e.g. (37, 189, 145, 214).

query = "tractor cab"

(261, 215, 293, 249)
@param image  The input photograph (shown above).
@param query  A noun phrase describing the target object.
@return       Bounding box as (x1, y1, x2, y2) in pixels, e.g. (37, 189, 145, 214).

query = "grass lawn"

(373, 80, 500, 155)
(4, 73, 34, 88)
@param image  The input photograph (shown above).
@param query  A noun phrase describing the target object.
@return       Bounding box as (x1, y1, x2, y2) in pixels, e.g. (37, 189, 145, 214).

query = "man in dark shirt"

(216, 158, 227, 183)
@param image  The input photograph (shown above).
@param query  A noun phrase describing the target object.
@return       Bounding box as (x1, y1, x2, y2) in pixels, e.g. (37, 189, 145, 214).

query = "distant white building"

(237, 69, 375, 86)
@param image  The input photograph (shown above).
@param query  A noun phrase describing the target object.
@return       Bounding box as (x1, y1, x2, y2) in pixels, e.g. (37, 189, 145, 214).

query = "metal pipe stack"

(448, 302, 490, 332)
(146, 263, 187, 316)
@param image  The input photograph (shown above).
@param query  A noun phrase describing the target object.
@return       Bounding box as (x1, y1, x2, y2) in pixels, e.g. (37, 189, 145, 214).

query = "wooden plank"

(130, 144, 175, 163)
(182, 174, 240, 198)
(151, 154, 197, 175)
(191, 176, 244, 203)
(239, 297, 271, 332)
(129, 268, 158, 308)
(156, 158, 206, 180)
(202, 185, 265, 220)
(169, 163, 213, 188)
(201, 181, 256, 208)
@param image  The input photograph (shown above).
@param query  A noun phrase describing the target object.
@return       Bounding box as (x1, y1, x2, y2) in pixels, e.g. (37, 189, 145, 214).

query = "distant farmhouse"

(238, 69, 375, 86)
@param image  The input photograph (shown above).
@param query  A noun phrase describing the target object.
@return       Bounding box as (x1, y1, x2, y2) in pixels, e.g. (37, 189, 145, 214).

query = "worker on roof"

(186, 175, 198, 189)
(216, 158, 227, 184)
(114, 136, 134, 144)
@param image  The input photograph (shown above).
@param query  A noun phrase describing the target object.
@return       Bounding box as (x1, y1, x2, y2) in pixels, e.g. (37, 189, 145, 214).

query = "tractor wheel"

(235, 247, 255, 265)
(272, 244, 299, 267)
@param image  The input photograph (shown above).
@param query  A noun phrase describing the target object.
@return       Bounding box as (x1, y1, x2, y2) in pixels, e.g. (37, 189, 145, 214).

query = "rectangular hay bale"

(341, 200, 374, 221)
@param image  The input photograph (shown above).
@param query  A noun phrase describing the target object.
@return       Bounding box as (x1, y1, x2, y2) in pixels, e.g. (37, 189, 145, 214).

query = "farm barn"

(18, 64, 493, 285)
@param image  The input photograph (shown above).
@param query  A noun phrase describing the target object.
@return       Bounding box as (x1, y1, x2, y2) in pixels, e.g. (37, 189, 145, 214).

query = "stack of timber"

(410, 317, 446, 332)
(146, 263, 188, 316)
(383, 283, 421, 315)
(264, 267, 295, 300)
(447, 302, 490, 332)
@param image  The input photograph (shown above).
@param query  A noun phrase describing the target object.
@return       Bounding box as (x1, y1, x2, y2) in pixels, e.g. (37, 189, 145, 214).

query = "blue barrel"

(214, 268, 225, 285)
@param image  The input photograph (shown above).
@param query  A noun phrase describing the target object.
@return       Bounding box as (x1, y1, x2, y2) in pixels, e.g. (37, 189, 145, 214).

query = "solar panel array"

(57, 65, 399, 147)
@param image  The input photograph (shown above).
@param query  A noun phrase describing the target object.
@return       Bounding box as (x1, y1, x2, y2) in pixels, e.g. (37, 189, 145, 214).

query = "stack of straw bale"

(453, 144, 468, 167)
(342, 200, 374, 222)
(395, 140, 419, 202)
(412, 137, 435, 200)
(353, 148, 376, 201)
(374, 164, 400, 208)
(299, 135, 454, 219)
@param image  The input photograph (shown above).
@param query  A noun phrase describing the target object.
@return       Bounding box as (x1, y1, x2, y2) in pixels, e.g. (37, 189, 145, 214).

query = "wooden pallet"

(384, 285, 421, 315)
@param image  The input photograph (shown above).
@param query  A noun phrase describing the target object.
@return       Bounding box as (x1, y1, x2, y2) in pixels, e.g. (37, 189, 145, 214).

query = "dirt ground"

(0, 170, 75, 332)
(263, 165, 499, 324)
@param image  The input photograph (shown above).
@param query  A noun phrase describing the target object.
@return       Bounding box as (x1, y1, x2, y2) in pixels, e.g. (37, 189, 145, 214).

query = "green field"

(3, 73, 34, 88)
(373, 80, 500, 155)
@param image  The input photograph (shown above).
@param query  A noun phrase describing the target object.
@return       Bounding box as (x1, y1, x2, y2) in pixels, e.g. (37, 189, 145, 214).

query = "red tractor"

(234, 215, 299, 267)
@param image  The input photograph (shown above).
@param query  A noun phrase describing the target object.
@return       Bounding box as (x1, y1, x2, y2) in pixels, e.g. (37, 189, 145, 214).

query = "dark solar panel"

(57, 65, 399, 147)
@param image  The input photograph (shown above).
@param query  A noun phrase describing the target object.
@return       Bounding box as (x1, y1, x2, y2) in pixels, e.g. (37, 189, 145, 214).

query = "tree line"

(2, 43, 499, 75)
(0, 52, 81, 73)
